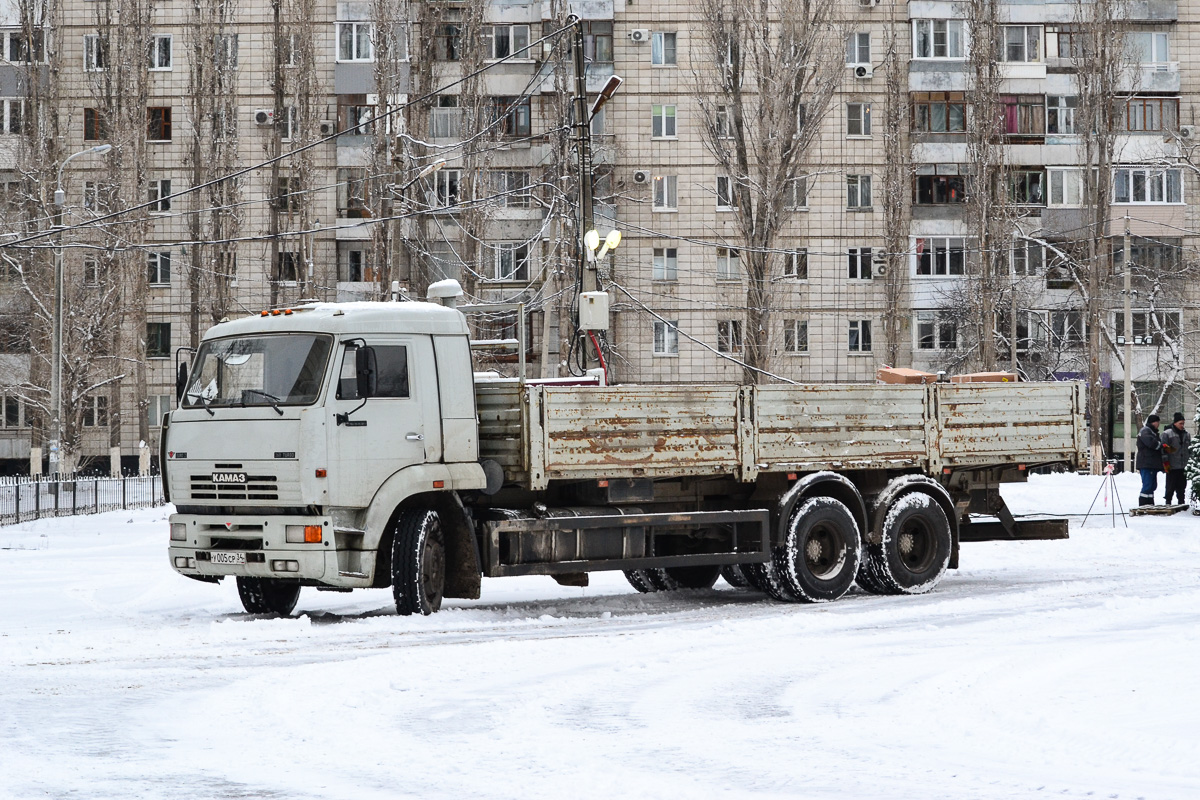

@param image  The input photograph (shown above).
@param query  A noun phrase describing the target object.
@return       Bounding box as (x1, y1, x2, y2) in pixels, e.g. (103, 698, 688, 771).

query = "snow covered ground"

(1, 473, 1198, 799)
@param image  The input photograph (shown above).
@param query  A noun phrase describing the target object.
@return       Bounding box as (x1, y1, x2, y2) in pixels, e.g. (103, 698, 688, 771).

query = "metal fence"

(0, 475, 165, 526)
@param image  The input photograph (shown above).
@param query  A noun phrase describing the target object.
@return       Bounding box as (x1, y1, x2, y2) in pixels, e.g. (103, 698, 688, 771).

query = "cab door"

(328, 336, 443, 508)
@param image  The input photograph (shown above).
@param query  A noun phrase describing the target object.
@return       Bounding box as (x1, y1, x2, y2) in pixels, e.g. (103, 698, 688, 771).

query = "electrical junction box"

(579, 292, 610, 331)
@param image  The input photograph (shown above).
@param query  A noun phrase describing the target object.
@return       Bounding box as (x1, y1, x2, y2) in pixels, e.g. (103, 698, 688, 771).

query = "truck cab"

(165, 300, 486, 613)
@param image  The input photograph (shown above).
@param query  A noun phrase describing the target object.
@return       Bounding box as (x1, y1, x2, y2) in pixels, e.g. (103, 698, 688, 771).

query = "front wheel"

(859, 493, 951, 595)
(392, 509, 446, 616)
(236, 577, 300, 616)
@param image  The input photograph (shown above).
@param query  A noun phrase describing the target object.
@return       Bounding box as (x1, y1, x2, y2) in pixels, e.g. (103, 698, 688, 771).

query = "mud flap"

(433, 493, 482, 599)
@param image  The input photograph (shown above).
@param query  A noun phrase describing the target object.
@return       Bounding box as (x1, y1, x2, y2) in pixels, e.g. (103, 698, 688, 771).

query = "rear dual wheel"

(858, 493, 951, 595)
(773, 497, 861, 603)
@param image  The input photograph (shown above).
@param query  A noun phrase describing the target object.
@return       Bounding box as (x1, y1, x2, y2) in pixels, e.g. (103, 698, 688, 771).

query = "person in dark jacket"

(1135, 414, 1163, 506)
(1161, 412, 1192, 506)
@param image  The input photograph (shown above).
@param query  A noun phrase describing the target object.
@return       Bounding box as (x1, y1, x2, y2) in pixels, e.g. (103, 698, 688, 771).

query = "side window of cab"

(337, 344, 409, 399)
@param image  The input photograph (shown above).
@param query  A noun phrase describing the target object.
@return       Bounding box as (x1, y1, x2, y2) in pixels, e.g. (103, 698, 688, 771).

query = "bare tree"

(692, 0, 843, 384)
(878, 11, 910, 366)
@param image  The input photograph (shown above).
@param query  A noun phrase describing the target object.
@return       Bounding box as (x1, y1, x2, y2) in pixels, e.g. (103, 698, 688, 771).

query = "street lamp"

(48, 143, 112, 476)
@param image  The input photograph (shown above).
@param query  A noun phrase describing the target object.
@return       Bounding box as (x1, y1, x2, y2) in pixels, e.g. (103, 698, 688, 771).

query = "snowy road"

(2, 473, 1199, 799)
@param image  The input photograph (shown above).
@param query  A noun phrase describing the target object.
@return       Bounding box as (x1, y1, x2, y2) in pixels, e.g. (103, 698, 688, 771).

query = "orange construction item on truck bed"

(876, 367, 938, 385)
(950, 371, 1018, 383)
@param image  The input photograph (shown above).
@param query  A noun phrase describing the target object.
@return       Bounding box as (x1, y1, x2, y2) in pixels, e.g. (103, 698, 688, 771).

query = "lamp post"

(48, 144, 112, 476)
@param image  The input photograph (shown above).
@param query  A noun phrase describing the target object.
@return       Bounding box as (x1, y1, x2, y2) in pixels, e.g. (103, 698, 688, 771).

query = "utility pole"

(1123, 213, 1133, 473)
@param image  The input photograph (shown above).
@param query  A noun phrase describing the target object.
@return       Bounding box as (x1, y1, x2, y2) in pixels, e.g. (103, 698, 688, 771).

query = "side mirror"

(175, 362, 189, 402)
(355, 346, 378, 399)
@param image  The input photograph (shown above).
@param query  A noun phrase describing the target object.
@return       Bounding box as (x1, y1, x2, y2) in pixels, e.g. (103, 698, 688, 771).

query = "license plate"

(210, 551, 246, 566)
(212, 472, 246, 484)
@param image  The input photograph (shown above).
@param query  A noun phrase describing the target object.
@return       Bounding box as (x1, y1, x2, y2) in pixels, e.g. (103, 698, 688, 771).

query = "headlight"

(170, 523, 187, 541)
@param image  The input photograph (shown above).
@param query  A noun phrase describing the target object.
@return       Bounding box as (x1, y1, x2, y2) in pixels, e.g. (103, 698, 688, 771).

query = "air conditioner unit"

(854, 64, 873, 79)
(630, 29, 650, 43)
(874, 263, 887, 277)
(632, 169, 651, 184)
(319, 120, 335, 137)
(858, 0, 879, 7)
(253, 108, 274, 125)
(1179, 125, 1195, 140)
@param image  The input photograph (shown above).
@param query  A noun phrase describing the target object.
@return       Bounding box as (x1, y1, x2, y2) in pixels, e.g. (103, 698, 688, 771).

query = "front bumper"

(168, 511, 376, 588)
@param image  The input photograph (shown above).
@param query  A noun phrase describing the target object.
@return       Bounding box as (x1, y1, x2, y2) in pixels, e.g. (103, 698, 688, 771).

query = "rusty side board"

(536, 385, 742, 484)
(754, 385, 929, 471)
(934, 382, 1084, 468)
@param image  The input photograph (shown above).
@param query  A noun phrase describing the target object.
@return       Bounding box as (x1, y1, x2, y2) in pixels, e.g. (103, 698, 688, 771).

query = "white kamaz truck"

(164, 283, 1086, 616)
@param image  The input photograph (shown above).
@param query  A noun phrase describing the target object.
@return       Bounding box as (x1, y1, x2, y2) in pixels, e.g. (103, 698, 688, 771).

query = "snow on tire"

(392, 509, 446, 616)
(720, 564, 751, 588)
(236, 577, 301, 616)
(623, 569, 659, 593)
(859, 492, 951, 595)
(779, 496, 861, 603)
(746, 557, 800, 603)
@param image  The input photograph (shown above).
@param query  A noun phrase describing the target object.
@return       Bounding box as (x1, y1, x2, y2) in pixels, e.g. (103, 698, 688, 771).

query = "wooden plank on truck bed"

(756, 385, 928, 471)
(935, 382, 1082, 467)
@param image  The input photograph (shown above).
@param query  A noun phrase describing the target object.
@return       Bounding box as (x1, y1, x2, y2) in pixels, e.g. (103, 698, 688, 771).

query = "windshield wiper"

(184, 391, 215, 416)
(241, 389, 285, 416)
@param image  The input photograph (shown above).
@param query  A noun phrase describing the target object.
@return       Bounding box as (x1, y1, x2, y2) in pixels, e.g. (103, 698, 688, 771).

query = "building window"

(653, 320, 679, 355)
(1048, 168, 1082, 206)
(845, 31, 870, 64)
(785, 249, 808, 279)
(429, 95, 461, 138)
(1047, 96, 1077, 134)
(917, 313, 958, 350)
(149, 34, 172, 70)
(1127, 31, 1170, 65)
(283, 32, 302, 66)
(146, 107, 172, 141)
(652, 247, 677, 281)
(913, 172, 967, 204)
(7, 30, 45, 63)
(336, 168, 370, 218)
(912, 92, 965, 133)
(1050, 310, 1085, 348)
(716, 176, 739, 210)
(848, 320, 872, 353)
(912, 19, 964, 59)
(582, 21, 613, 63)
(651, 104, 676, 138)
(492, 170, 531, 208)
(847, 102, 871, 136)
(337, 21, 373, 62)
(494, 242, 530, 282)
(1047, 25, 1082, 59)
(1113, 237, 1182, 274)
(83, 257, 102, 286)
(1118, 96, 1178, 133)
(847, 247, 873, 280)
(337, 94, 374, 134)
(338, 244, 373, 282)
(148, 178, 171, 213)
(84, 108, 107, 141)
(1002, 95, 1045, 137)
(433, 168, 461, 208)
(484, 25, 529, 59)
(1009, 170, 1046, 205)
(435, 20, 462, 61)
(1000, 25, 1042, 63)
(84, 34, 107, 71)
(1115, 310, 1180, 345)
(148, 395, 172, 429)
(273, 176, 301, 212)
(0, 98, 21, 134)
(2, 396, 21, 427)
(915, 237, 966, 276)
(715, 105, 734, 138)
(147, 252, 171, 286)
(1011, 239, 1044, 276)
(846, 174, 872, 209)
(783, 319, 808, 353)
(717, 320, 742, 353)
(784, 177, 808, 209)
(146, 322, 171, 358)
(651, 32, 676, 66)
(489, 96, 531, 137)
(1113, 167, 1182, 204)
(275, 250, 301, 283)
(214, 34, 239, 68)
(653, 175, 677, 211)
(82, 395, 108, 427)
(716, 246, 740, 280)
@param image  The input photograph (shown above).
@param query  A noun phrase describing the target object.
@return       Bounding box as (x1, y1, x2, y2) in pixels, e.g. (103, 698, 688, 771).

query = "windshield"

(183, 334, 333, 408)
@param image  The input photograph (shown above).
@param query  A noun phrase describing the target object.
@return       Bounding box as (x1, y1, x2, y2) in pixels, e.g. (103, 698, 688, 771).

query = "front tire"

(392, 509, 446, 616)
(236, 577, 300, 616)
(859, 493, 951, 595)
(778, 497, 860, 603)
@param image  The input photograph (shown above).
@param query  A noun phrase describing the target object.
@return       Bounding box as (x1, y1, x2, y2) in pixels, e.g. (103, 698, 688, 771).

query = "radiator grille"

(189, 475, 279, 501)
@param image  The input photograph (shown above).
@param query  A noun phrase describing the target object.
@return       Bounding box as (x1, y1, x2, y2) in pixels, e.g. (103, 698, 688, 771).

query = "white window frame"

(434, 168, 462, 209)
(653, 320, 679, 355)
(484, 24, 530, 60)
(847, 247, 873, 281)
(847, 174, 872, 209)
(1011, 239, 1044, 276)
(147, 251, 171, 286)
(651, 32, 676, 66)
(0, 98, 21, 134)
(914, 236, 967, 276)
(1127, 31, 1170, 65)
(149, 33, 172, 70)
(845, 31, 870, 65)
(848, 320, 873, 353)
(717, 320, 743, 354)
(1113, 166, 1183, 204)
(1116, 309, 1181, 346)
(716, 176, 738, 210)
(493, 242, 530, 282)
(1050, 310, 1085, 348)
(337, 21, 374, 62)
(652, 174, 677, 211)
(716, 246, 740, 281)
(1000, 25, 1042, 63)
(148, 178, 171, 213)
(83, 33, 106, 71)
(652, 246, 677, 281)
(783, 319, 808, 354)
(912, 19, 965, 60)
(847, 102, 871, 136)
(1046, 95, 1077, 135)
(784, 177, 808, 209)
(715, 105, 734, 139)
(651, 104, 676, 138)
(916, 312, 958, 351)
(784, 249, 808, 280)
(148, 395, 172, 428)
(1048, 168, 1083, 207)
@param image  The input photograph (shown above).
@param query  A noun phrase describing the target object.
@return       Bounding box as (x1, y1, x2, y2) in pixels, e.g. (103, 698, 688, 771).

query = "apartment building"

(0, 0, 1194, 473)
